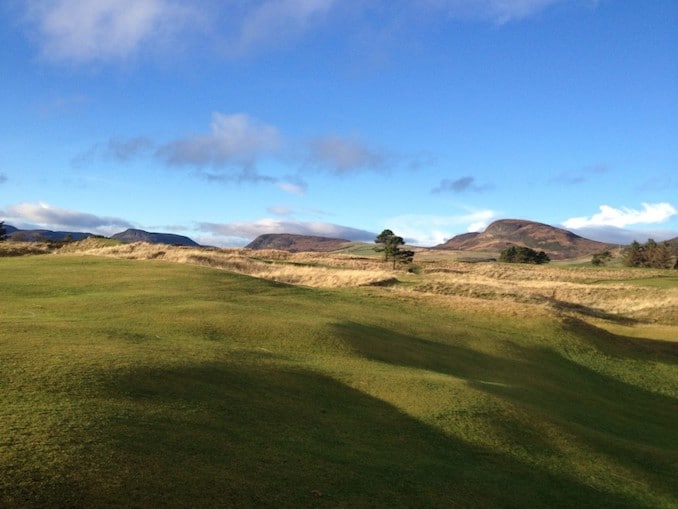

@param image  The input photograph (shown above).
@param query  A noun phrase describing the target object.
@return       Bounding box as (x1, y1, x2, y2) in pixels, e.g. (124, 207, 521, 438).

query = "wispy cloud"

(75, 136, 154, 165)
(154, 112, 282, 181)
(24, 0, 198, 63)
(3, 202, 132, 234)
(0, 173, 7, 184)
(227, 0, 336, 57)
(563, 202, 677, 229)
(267, 206, 294, 216)
(432, 176, 492, 193)
(77, 113, 404, 183)
(637, 173, 678, 192)
(424, 0, 566, 24)
(158, 113, 282, 167)
(19, 0, 594, 65)
(305, 134, 388, 174)
(549, 162, 610, 186)
(198, 218, 375, 246)
(276, 180, 307, 196)
(34, 94, 90, 117)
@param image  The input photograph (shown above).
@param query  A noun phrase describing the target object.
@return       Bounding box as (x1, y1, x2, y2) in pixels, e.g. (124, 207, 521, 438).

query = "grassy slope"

(1, 255, 676, 508)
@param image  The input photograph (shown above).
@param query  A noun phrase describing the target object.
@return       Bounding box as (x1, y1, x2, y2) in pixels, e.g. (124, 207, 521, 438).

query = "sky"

(1, 0, 677, 247)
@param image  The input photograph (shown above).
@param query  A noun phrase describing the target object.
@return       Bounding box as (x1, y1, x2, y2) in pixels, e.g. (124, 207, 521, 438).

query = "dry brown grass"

(56, 240, 678, 329)
(0, 241, 54, 256)
(407, 260, 678, 327)
(58, 241, 395, 288)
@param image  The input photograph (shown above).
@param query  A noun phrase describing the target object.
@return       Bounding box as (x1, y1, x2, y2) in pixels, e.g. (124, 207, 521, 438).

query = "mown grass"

(1, 255, 677, 508)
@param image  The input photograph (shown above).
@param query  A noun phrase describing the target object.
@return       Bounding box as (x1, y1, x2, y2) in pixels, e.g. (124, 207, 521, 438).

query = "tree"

(0, 221, 6, 242)
(624, 241, 644, 267)
(591, 250, 612, 266)
(623, 239, 673, 269)
(651, 241, 673, 269)
(374, 229, 414, 269)
(499, 245, 550, 264)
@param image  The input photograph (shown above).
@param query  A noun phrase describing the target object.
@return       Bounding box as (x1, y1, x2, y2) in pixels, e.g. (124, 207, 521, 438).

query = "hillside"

(111, 228, 200, 246)
(246, 233, 352, 252)
(435, 219, 614, 259)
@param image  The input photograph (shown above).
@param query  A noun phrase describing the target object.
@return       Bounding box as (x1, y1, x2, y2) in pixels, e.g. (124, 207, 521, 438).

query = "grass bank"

(1, 255, 676, 507)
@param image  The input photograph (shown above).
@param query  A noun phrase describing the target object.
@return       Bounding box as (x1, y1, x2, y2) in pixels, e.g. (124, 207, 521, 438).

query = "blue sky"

(1, 0, 676, 247)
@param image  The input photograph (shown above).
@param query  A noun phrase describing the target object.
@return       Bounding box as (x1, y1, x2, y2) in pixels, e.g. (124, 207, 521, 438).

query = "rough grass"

(0, 241, 54, 256)
(1, 253, 677, 508)
(58, 241, 394, 287)
(54, 241, 678, 322)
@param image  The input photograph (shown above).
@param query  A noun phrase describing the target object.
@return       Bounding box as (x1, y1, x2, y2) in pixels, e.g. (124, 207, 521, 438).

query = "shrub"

(499, 245, 550, 264)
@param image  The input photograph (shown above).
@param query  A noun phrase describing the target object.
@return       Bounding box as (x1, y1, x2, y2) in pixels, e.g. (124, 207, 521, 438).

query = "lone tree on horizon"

(375, 229, 415, 269)
(0, 221, 6, 241)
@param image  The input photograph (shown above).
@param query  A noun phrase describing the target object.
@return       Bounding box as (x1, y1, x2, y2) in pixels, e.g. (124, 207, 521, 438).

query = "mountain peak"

(435, 219, 612, 259)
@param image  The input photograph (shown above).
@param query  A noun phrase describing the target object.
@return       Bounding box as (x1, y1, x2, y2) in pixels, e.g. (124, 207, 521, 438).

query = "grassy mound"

(1, 255, 676, 507)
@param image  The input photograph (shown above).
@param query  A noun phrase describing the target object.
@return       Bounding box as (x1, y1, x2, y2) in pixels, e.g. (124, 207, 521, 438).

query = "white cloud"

(385, 209, 498, 246)
(198, 219, 374, 246)
(3, 202, 132, 235)
(25, 0, 196, 63)
(566, 225, 678, 245)
(562, 202, 677, 229)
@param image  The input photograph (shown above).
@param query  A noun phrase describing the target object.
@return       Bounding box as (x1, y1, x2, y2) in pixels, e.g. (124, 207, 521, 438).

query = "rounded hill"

(435, 219, 615, 259)
(245, 233, 352, 252)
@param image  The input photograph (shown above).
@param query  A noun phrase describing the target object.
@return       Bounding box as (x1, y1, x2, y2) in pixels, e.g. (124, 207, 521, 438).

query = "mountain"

(434, 219, 615, 259)
(4, 224, 93, 242)
(246, 233, 351, 252)
(111, 229, 200, 247)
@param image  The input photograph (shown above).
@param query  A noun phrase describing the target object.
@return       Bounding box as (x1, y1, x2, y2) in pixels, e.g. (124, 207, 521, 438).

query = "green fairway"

(1, 255, 677, 507)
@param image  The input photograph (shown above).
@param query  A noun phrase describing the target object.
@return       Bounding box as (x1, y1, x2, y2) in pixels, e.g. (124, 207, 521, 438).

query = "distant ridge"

(434, 219, 614, 259)
(111, 229, 200, 247)
(4, 224, 93, 242)
(246, 233, 351, 252)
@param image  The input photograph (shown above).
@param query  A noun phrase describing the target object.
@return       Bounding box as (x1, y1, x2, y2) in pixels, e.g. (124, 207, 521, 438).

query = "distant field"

(1, 248, 677, 507)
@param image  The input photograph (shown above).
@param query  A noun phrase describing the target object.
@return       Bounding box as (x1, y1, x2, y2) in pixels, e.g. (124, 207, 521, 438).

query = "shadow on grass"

(4, 356, 645, 509)
(560, 316, 678, 363)
(547, 297, 640, 325)
(335, 321, 678, 505)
